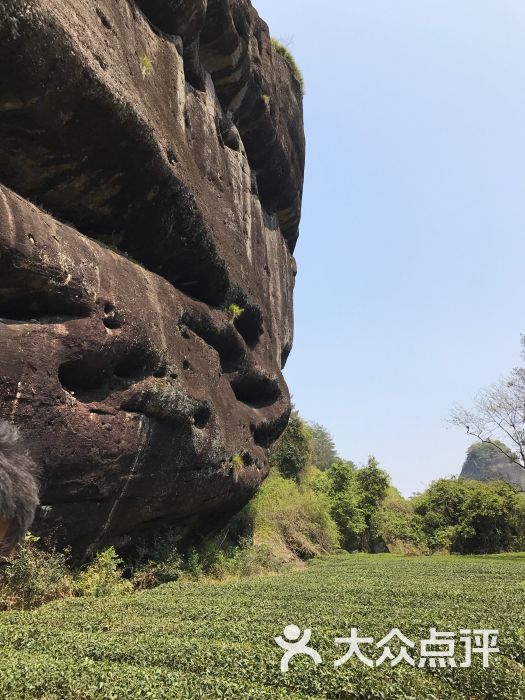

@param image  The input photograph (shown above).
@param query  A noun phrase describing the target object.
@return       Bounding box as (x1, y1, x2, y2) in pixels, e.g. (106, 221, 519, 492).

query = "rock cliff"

(0, 0, 304, 553)
(460, 442, 525, 491)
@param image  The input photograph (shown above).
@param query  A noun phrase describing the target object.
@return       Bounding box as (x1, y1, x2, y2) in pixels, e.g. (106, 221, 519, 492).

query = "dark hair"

(0, 420, 40, 557)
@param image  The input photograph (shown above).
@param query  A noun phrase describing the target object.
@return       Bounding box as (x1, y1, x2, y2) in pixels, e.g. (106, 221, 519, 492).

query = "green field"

(0, 553, 524, 699)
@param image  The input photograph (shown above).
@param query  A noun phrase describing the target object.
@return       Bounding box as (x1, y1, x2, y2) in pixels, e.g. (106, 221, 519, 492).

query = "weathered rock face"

(460, 442, 525, 491)
(0, 0, 304, 553)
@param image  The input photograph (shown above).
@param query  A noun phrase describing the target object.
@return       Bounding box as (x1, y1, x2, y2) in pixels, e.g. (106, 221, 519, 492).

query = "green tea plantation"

(0, 554, 524, 699)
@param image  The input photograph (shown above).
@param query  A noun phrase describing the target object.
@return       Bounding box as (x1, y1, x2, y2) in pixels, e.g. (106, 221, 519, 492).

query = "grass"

(272, 38, 304, 95)
(0, 553, 524, 698)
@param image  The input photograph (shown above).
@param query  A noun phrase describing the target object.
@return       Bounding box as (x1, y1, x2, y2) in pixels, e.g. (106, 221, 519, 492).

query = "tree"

(308, 422, 338, 471)
(413, 477, 525, 554)
(314, 457, 390, 552)
(450, 338, 525, 469)
(270, 410, 312, 480)
(314, 460, 366, 550)
(370, 487, 425, 553)
(355, 457, 390, 550)
(355, 457, 390, 521)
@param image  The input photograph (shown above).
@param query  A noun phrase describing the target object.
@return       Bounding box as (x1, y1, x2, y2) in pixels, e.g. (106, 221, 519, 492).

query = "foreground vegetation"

(1, 407, 525, 697)
(0, 553, 523, 699)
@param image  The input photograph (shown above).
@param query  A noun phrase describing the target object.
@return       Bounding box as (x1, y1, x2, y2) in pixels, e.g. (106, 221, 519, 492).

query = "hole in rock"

(181, 313, 245, 373)
(0, 284, 89, 322)
(251, 413, 289, 448)
(103, 315, 121, 330)
(242, 451, 253, 467)
(234, 305, 263, 348)
(113, 355, 147, 379)
(193, 406, 211, 429)
(102, 301, 121, 329)
(231, 373, 280, 408)
(153, 363, 167, 378)
(58, 355, 112, 399)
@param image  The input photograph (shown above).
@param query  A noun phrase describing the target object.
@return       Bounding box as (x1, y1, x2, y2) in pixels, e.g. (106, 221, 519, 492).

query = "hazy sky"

(255, 0, 525, 495)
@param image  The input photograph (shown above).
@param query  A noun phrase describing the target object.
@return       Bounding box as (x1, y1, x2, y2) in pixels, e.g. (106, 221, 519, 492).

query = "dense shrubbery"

(241, 469, 340, 560)
(270, 410, 311, 480)
(0, 541, 135, 610)
(74, 547, 132, 598)
(370, 487, 427, 554)
(414, 477, 525, 554)
(272, 411, 525, 557)
(312, 457, 390, 551)
(0, 534, 71, 610)
(369, 478, 525, 555)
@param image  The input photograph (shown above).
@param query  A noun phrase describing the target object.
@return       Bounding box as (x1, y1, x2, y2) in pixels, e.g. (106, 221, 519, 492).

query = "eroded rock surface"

(460, 442, 525, 491)
(0, 0, 304, 553)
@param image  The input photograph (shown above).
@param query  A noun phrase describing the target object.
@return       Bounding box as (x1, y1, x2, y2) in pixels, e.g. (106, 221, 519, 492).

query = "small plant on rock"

(225, 454, 246, 482)
(228, 303, 244, 321)
(139, 54, 154, 78)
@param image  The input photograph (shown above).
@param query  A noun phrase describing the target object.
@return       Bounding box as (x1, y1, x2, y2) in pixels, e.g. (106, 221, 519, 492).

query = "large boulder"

(0, 0, 304, 554)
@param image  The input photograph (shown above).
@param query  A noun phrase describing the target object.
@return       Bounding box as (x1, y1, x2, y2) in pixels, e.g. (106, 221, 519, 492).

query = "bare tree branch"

(450, 365, 525, 470)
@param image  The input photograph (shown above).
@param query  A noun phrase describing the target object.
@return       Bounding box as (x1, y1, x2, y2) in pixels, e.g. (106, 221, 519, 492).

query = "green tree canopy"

(314, 457, 390, 551)
(315, 460, 365, 550)
(413, 477, 525, 554)
(370, 487, 424, 553)
(270, 410, 312, 480)
(308, 422, 338, 471)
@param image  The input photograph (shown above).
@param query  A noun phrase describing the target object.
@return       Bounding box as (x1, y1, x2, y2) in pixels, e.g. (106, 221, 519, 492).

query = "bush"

(132, 555, 183, 590)
(270, 411, 312, 481)
(0, 533, 72, 610)
(370, 487, 428, 554)
(313, 458, 391, 552)
(413, 478, 525, 554)
(231, 541, 287, 577)
(243, 469, 340, 560)
(179, 536, 288, 581)
(183, 548, 205, 580)
(228, 303, 244, 321)
(139, 54, 153, 78)
(313, 460, 366, 550)
(75, 547, 132, 598)
(228, 454, 246, 482)
(184, 540, 231, 580)
(131, 529, 184, 590)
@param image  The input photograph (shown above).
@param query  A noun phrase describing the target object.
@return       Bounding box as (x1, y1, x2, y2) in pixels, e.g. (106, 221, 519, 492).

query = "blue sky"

(255, 0, 525, 495)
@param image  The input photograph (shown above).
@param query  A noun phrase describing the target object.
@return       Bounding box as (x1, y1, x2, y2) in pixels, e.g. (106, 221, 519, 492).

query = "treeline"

(259, 410, 525, 557)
